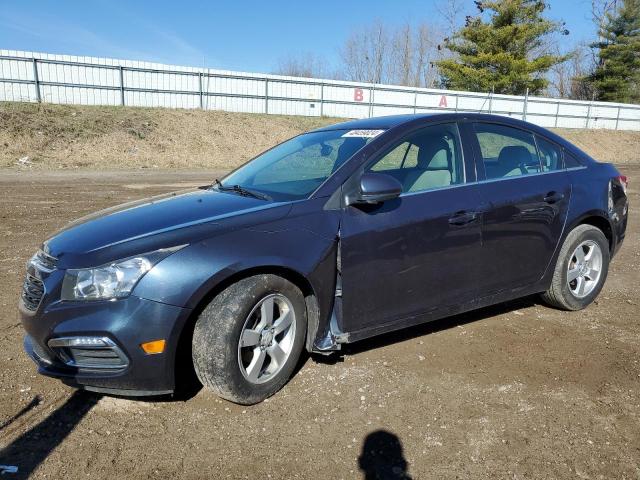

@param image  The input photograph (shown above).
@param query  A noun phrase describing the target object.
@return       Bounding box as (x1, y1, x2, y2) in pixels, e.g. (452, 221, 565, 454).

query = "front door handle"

(543, 191, 565, 204)
(448, 211, 479, 226)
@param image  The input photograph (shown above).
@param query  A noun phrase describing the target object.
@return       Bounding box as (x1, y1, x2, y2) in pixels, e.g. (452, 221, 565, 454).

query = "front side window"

(221, 129, 380, 201)
(474, 123, 541, 180)
(370, 141, 419, 171)
(367, 123, 464, 194)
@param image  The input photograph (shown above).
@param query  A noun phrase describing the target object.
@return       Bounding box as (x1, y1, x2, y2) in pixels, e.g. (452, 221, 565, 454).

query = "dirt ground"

(0, 166, 639, 479)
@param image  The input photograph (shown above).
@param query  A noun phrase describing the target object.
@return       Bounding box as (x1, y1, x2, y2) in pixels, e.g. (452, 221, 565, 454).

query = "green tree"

(436, 0, 569, 94)
(589, 0, 640, 103)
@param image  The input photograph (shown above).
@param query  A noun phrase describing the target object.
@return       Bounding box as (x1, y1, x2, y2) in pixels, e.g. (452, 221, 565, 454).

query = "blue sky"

(1, 0, 597, 73)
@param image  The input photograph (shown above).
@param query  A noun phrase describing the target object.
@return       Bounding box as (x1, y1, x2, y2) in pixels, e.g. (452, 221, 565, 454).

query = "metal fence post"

(320, 83, 324, 117)
(369, 85, 375, 118)
(523, 88, 529, 121)
(119, 66, 125, 106)
(615, 106, 621, 130)
(264, 78, 269, 114)
(488, 87, 494, 114)
(32, 58, 41, 103)
(413, 89, 418, 114)
(454, 94, 459, 112)
(585, 97, 593, 128)
(554, 101, 560, 127)
(198, 72, 204, 109)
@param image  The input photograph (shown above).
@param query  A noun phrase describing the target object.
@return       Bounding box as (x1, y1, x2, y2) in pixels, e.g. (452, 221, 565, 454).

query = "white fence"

(2, 49, 640, 131)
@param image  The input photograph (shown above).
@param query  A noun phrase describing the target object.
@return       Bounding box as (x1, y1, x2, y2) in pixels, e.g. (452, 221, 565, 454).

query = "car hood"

(43, 188, 292, 268)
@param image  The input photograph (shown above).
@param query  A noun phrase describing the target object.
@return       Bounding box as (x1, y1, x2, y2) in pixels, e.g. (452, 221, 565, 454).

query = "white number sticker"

(341, 129, 385, 138)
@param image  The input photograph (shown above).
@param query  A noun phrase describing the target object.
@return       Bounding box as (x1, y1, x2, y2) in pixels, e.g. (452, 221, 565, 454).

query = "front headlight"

(61, 246, 184, 301)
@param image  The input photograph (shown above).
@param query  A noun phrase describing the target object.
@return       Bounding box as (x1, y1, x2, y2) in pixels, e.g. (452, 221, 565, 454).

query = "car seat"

(497, 146, 531, 177)
(405, 139, 453, 192)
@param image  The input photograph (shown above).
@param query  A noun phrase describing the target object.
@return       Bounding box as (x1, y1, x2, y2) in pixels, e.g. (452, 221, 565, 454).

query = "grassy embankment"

(1, 102, 638, 170)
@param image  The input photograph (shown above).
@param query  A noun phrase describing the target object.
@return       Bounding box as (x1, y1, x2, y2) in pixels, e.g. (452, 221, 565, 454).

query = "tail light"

(616, 175, 628, 195)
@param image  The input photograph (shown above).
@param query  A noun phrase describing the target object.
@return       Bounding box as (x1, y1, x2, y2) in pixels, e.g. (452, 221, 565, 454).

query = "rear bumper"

(611, 206, 628, 259)
(20, 295, 192, 396)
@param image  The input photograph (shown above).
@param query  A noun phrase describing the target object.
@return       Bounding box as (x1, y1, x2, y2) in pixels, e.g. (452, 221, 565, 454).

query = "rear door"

(466, 122, 571, 295)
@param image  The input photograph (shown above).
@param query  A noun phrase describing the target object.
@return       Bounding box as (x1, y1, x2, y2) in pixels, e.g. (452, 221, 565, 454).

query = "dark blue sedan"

(19, 113, 629, 404)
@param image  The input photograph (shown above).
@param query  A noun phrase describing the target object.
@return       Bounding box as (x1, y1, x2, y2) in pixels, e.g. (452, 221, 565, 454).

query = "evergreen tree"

(589, 0, 640, 103)
(436, 0, 569, 95)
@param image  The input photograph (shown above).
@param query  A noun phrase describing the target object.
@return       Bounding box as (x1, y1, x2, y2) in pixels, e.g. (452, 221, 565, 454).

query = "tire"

(192, 274, 307, 405)
(541, 224, 610, 311)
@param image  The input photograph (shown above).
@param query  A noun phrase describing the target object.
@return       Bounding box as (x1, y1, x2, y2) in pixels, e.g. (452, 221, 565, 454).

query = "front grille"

(35, 250, 57, 271)
(21, 274, 44, 311)
(21, 249, 57, 312)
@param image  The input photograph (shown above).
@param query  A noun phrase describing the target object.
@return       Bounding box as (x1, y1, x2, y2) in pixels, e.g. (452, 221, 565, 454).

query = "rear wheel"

(541, 224, 610, 310)
(192, 274, 307, 405)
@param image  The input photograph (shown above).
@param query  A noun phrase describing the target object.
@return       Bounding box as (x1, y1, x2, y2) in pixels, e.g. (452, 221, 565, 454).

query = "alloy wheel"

(567, 240, 603, 299)
(237, 294, 296, 384)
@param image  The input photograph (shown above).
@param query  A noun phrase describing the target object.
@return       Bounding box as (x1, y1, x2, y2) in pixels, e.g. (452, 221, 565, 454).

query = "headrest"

(417, 139, 451, 169)
(498, 146, 531, 169)
(333, 137, 367, 172)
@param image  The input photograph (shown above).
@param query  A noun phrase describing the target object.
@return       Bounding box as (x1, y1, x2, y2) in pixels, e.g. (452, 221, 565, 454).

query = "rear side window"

(563, 151, 583, 168)
(535, 136, 562, 172)
(473, 123, 541, 179)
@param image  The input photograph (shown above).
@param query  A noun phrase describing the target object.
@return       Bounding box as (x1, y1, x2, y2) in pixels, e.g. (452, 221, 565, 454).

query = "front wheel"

(541, 224, 610, 311)
(192, 274, 307, 405)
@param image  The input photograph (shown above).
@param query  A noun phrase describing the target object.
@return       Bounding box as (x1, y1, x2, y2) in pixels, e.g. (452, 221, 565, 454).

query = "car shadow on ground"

(0, 391, 101, 480)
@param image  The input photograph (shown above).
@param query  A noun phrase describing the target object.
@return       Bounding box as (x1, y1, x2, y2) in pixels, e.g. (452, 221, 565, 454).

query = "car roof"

(311, 113, 587, 159)
(312, 112, 546, 134)
(312, 114, 439, 131)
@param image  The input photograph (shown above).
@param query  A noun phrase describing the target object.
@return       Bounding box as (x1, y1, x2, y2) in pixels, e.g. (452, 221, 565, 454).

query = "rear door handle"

(448, 211, 479, 226)
(543, 191, 565, 204)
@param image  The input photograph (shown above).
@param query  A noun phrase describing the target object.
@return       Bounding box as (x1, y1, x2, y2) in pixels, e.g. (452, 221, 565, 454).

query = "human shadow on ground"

(358, 429, 412, 480)
(0, 395, 41, 432)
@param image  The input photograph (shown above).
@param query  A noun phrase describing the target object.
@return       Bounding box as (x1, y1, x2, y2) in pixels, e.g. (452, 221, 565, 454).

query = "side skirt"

(340, 282, 548, 345)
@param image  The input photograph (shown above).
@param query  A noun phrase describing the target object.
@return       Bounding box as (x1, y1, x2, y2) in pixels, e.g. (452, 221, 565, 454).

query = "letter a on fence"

(439, 95, 448, 108)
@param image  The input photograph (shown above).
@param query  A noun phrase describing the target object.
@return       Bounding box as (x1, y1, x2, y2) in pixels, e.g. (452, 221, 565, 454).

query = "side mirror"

(355, 173, 403, 204)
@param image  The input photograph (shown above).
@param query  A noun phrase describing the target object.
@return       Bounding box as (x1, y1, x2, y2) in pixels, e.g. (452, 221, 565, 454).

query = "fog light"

(140, 339, 165, 354)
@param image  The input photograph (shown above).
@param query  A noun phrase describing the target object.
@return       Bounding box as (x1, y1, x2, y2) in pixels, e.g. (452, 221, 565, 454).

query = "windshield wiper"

(213, 179, 270, 201)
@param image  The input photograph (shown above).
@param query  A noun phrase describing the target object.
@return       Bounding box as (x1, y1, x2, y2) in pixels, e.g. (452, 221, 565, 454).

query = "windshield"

(219, 129, 382, 201)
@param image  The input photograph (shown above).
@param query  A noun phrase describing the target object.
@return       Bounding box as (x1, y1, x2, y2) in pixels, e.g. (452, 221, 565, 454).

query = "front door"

(339, 122, 484, 336)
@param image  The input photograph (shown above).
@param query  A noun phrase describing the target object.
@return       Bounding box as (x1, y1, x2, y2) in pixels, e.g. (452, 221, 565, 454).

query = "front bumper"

(20, 295, 192, 396)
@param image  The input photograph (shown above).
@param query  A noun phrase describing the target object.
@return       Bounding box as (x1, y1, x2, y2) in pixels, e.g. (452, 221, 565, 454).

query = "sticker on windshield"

(341, 129, 385, 138)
